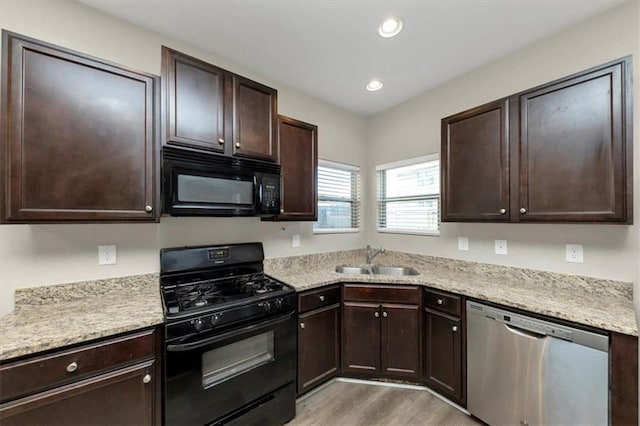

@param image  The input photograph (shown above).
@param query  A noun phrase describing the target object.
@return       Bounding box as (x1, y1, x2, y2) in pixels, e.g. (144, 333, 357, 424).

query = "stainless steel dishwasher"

(466, 301, 609, 426)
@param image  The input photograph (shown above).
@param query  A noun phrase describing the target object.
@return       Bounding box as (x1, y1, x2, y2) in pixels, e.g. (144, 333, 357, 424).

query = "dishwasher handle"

(504, 323, 545, 339)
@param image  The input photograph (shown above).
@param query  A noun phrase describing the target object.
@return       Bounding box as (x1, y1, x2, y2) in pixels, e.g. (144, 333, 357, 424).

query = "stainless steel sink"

(371, 266, 419, 276)
(335, 265, 419, 276)
(335, 266, 371, 274)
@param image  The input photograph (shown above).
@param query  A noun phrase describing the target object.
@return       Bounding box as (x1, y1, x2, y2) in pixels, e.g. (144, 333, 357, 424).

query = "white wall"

(366, 1, 640, 284)
(0, 0, 368, 315)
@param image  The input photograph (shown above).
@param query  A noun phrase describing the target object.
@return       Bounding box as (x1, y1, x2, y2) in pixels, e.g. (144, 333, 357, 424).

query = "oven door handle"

(166, 311, 295, 352)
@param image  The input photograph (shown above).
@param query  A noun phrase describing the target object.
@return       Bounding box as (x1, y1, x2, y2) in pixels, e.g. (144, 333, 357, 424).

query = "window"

(376, 154, 440, 235)
(314, 159, 361, 233)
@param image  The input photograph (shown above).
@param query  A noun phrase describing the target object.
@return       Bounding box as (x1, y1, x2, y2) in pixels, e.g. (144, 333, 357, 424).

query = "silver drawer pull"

(519, 207, 527, 214)
(66, 362, 78, 373)
(437, 299, 444, 305)
(374, 312, 379, 318)
(218, 138, 225, 144)
(235, 142, 241, 148)
(319, 295, 325, 302)
(300, 323, 305, 329)
(382, 312, 388, 318)
(452, 325, 458, 332)
(145, 205, 153, 213)
(499, 208, 506, 214)
(143, 374, 152, 384)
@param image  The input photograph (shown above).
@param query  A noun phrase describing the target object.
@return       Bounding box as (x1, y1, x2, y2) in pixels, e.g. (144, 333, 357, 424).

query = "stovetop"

(162, 272, 290, 316)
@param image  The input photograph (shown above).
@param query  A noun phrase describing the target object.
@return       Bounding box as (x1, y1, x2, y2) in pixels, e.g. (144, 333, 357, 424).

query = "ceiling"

(79, 0, 624, 116)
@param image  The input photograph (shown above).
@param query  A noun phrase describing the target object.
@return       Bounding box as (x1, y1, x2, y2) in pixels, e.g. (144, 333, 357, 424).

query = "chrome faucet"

(365, 245, 385, 264)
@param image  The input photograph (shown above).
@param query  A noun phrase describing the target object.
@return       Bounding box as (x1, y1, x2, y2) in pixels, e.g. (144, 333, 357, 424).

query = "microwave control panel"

(262, 176, 280, 211)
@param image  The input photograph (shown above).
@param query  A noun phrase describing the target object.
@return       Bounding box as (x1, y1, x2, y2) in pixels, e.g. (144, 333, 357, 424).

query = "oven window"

(178, 174, 253, 204)
(202, 331, 275, 389)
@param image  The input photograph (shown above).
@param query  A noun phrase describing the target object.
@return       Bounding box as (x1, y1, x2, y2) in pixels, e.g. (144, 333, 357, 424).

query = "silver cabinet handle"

(499, 208, 506, 214)
(218, 138, 224, 144)
(66, 362, 78, 373)
(519, 207, 527, 214)
(452, 325, 458, 332)
(235, 142, 241, 148)
(145, 205, 153, 213)
(382, 312, 388, 318)
(143, 374, 152, 384)
(300, 323, 305, 329)
(319, 295, 325, 302)
(374, 312, 379, 318)
(437, 299, 444, 305)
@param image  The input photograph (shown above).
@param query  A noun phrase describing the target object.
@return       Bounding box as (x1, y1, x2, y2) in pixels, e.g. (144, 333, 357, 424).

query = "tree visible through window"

(314, 160, 360, 232)
(377, 154, 440, 234)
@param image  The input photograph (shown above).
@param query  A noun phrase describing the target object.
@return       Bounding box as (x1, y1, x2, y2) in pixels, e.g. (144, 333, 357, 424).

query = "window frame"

(376, 153, 440, 236)
(313, 159, 361, 234)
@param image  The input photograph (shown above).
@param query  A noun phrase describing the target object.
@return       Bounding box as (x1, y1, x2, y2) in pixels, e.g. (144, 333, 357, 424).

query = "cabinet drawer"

(299, 285, 340, 313)
(424, 289, 462, 317)
(0, 328, 156, 403)
(343, 284, 420, 304)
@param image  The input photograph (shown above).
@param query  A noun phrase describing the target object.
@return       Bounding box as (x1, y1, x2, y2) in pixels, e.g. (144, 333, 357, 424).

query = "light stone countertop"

(265, 250, 637, 337)
(1, 250, 636, 362)
(0, 274, 163, 361)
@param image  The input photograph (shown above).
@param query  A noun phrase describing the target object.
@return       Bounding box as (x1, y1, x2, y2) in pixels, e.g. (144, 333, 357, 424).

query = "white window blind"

(314, 159, 361, 233)
(376, 154, 440, 235)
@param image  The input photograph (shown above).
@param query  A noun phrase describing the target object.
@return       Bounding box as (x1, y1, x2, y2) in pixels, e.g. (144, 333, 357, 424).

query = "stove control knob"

(210, 314, 221, 326)
(192, 318, 204, 331)
(259, 301, 272, 313)
(274, 298, 283, 309)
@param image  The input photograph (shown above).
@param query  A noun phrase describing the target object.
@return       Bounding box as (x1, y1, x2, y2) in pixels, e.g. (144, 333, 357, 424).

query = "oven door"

(164, 311, 296, 426)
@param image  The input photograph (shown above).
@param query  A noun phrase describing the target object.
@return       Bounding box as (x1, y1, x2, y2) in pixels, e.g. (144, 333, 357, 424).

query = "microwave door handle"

(166, 310, 295, 352)
(254, 175, 262, 210)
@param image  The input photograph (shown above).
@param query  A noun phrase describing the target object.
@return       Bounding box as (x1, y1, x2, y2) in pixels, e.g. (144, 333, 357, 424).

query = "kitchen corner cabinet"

(441, 56, 633, 224)
(423, 289, 466, 406)
(162, 47, 277, 162)
(342, 284, 421, 379)
(264, 116, 318, 221)
(297, 285, 340, 396)
(1, 31, 160, 223)
(0, 328, 161, 426)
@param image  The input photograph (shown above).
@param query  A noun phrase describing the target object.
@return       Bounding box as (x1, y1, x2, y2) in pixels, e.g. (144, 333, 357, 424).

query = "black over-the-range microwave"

(162, 147, 281, 217)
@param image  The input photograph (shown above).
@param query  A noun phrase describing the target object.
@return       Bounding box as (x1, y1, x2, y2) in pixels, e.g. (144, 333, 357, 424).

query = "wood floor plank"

(289, 380, 482, 426)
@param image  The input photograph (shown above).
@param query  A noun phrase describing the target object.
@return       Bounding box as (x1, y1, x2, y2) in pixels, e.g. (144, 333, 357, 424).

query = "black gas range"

(160, 243, 297, 426)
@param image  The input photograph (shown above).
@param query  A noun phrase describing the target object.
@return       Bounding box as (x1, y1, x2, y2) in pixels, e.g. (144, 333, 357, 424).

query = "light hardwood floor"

(288, 379, 482, 426)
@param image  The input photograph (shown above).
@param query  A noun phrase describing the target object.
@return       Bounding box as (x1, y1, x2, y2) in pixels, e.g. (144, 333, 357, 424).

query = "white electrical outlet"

(292, 234, 300, 248)
(98, 245, 117, 265)
(458, 237, 469, 251)
(495, 240, 508, 255)
(566, 244, 584, 263)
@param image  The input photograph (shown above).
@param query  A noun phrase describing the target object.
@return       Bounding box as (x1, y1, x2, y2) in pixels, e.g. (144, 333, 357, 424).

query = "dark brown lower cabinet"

(342, 284, 421, 380)
(298, 303, 340, 395)
(424, 308, 464, 405)
(0, 361, 155, 426)
(0, 328, 160, 426)
(342, 302, 381, 374)
(610, 332, 638, 426)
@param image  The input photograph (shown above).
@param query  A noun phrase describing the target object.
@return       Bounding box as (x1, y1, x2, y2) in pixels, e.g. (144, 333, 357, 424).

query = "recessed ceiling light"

(378, 17, 403, 38)
(366, 79, 384, 92)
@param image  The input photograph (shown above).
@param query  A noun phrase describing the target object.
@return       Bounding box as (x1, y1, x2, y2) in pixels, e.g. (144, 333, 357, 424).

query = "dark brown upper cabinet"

(264, 115, 318, 221)
(442, 57, 633, 224)
(1, 31, 159, 223)
(442, 99, 510, 221)
(162, 47, 277, 162)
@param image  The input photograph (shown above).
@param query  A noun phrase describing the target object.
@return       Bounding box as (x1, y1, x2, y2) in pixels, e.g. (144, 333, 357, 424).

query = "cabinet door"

(381, 304, 420, 378)
(342, 302, 380, 374)
(518, 58, 632, 222)
(424, 309, 464, 404)
(441, 99, 509, 221)
(298, 304, 340, 395)
(0, 361, 156, 426)
(232, 75, 277, 162)
(162, 47, 227, 154)
(1, 31, 159, 222)
(611, 332, 638, 425)
(276, 116, 317, 220)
